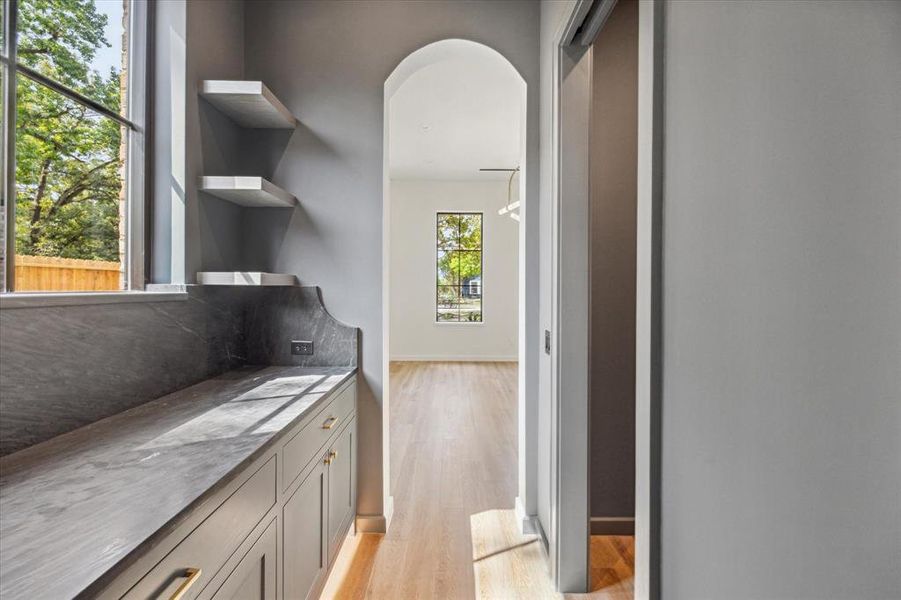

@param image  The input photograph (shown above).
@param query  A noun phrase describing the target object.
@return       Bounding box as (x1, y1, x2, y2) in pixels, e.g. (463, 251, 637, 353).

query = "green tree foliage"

(14, 0, 123, 261)
(437, 213, 482, 283)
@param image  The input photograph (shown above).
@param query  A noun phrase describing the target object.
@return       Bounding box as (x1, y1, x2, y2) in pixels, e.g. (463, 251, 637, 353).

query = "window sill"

(0, 286, 189, 309)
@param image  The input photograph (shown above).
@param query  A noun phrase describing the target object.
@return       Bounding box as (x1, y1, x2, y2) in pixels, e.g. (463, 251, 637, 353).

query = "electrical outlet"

(291, 340, 314, 356)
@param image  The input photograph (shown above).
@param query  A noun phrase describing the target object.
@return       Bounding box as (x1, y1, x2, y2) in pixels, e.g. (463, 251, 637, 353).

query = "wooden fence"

(14, 255, 122, 292)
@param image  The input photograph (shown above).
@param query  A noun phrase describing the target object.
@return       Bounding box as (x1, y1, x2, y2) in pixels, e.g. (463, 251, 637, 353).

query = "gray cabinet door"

(210, 519, 277, 600)
(283, 461, 327, 600)
(327, 420, 355, 563)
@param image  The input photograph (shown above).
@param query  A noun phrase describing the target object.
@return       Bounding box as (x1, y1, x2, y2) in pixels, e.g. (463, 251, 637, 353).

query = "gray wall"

(241, 0, 540, 523)
(661, 1, 901, 598)
(186, 0, 247, 278)
(589, 0, 637, 523)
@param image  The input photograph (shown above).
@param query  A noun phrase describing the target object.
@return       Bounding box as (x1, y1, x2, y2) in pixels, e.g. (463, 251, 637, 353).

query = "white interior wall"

(389, 179, 519, 361)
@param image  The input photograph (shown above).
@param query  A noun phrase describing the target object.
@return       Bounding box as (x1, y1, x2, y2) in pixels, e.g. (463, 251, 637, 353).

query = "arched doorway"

(377, 38, 533, 592)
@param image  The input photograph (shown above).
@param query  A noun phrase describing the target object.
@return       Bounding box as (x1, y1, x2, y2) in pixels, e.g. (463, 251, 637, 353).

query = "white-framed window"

(0, 0, 148, 294)
(436, 211, 483, 323)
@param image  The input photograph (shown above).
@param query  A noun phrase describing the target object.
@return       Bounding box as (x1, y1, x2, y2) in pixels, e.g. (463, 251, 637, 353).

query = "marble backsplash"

(244, 287, 359, 368)
(0, 286, 357, 457)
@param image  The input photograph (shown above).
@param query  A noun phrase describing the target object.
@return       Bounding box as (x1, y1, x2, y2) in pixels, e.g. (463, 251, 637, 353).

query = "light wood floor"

(320, 361, 633, 600)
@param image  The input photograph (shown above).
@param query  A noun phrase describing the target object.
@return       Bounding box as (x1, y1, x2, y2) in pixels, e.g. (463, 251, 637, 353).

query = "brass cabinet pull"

(324, 450, 337, 465)
(169, 567, 202, 600)
(321, 416, 338, 430)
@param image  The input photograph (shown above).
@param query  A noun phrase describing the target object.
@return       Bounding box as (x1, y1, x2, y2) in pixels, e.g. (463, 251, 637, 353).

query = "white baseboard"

(356, 495, 394, 534)
(390, 355, 517, 362)
(384, 494, 394, 531)
(355, 513, 388, 533)
(515, 496, 543, 539)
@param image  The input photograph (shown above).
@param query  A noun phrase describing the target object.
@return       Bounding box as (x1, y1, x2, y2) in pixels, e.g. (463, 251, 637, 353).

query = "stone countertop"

(0, 365, 356, 600)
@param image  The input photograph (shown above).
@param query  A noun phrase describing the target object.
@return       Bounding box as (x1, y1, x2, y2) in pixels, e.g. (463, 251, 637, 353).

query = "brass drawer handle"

(321, 416, 338, 430)
(324, 450, 337, 465)
(169, 567, 202, 600)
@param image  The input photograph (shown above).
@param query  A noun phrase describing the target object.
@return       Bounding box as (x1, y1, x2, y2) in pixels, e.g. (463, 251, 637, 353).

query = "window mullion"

(2, 0, 18, 292)
(14, 63, 138, 131)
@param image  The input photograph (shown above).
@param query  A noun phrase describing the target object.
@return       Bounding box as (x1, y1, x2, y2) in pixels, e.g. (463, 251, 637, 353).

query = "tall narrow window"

(1, 0, 145, 293)
(437, 212, 482, 323)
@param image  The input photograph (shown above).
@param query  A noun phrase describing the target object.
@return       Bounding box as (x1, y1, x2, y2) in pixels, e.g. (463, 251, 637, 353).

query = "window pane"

(437, 213, 458, 249)
(460, 298, 481, 322)
(458, 213, 482, 249)
(14, 74, 125, 291)
(457, 250, 481, 282)
(437, 285, 461, 322)
(437, 249, 460, 286)
(437, 285, 461, 307)
(437, 308, 460, 322)
(17, 0, 127, 115)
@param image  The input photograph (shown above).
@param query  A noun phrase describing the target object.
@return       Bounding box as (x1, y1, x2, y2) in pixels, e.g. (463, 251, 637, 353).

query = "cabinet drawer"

(282, 381, 355, 491)
(122, 457, 277, 600)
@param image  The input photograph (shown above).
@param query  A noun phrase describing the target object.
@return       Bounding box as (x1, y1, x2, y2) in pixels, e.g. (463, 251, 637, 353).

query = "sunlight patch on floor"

(322, 509, 634, 599)
(320, 531, 384, 600)
(470, 509, 634, 600)
(470, 509, 558, 599)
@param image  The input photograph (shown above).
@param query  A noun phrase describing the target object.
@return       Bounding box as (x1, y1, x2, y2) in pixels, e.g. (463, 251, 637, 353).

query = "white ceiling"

(388, 41, 524, 181)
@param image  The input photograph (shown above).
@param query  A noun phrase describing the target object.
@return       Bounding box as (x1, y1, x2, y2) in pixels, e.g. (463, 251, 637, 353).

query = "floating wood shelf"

(200, 176, 296, 208)
(196, 272, 298, 286)
(201, 80, 298, 129)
